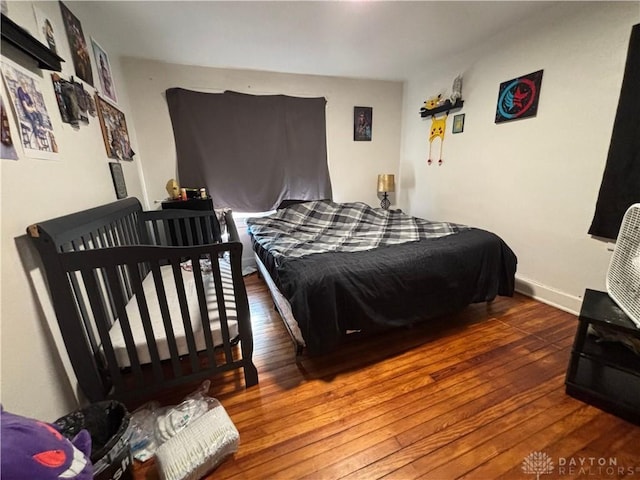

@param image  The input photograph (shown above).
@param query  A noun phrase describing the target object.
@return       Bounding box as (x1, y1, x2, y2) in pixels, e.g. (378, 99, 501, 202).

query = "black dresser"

(161, 197, 214, 212)
(160, 197, 220, 245)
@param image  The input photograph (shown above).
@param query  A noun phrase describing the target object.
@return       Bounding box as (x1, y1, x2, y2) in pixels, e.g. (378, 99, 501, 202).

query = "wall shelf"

(1, 14, 64, 71)
(420, 99, 464, 118)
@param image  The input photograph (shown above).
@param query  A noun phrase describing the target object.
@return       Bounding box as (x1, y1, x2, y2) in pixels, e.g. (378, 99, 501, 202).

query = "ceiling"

(74, 1, 557, 81)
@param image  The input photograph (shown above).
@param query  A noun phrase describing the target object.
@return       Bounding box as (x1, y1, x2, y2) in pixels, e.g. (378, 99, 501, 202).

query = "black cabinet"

(565, 289, 640, 424)
(161, 197, 214, 212)
(160, 198, 221, 245)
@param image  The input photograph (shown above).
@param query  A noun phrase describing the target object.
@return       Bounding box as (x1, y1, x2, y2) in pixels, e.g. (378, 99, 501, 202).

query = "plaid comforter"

(246, 200, 469, 264)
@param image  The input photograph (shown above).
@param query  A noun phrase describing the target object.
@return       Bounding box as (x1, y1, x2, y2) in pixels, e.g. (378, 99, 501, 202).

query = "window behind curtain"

(165, 88, 332, 212)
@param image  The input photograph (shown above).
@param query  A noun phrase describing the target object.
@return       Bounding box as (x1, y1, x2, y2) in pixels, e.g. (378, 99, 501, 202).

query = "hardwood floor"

(133, 273, 640, 479)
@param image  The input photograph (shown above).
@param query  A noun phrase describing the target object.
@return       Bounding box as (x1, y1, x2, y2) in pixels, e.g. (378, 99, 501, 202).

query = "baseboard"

(515, 276, 582, 316)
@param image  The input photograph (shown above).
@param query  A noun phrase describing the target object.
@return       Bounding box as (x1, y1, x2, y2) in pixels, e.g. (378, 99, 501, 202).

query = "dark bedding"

(248, 201, 517, 355)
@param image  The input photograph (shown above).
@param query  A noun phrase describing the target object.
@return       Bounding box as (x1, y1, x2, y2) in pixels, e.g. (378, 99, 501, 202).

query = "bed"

(247, 200, 517, 355)
(28, 197, 258, 404)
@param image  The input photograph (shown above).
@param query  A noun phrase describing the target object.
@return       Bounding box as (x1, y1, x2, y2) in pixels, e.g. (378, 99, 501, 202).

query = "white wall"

(121, 57, 403, 207)
(120, 57, 403, 269)
(1, 1, 147, 420)
(400, 2, 638, 313)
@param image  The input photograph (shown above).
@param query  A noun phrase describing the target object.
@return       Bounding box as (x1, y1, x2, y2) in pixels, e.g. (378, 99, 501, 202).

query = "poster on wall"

(96, 95, 134, 160)
(1, 95, 18, 160)
(91, 38, 117, 104)
(1, 59, 58, 160)
(354, 106, 372, 141)
(51, 73, 95, 127)
(495, 70, 543, 123)
(59, 1, 93, 86)
(33, 5, 59, 54)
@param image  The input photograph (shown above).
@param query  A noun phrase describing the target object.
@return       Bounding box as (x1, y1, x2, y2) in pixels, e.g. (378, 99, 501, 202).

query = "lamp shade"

(377, 174, 395, 193)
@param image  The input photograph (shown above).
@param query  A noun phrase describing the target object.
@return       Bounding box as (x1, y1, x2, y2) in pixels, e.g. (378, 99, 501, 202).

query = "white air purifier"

(606, 203, 640, 327)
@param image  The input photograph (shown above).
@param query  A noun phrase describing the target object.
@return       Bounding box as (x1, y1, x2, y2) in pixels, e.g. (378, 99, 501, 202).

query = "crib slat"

(228, 244, 258, 386)
(118, 218, 139, 298)
(204, 217, 216, 244)
(108, 221, 134, 300)
(193, 219, 205, 244)
(62, 242, 100, 353)
(170, 260, 201, 373)
(90, 230, 118, 325)
(105, 266, 145, 386)
(115, 218, 127, 245)
(210, 255, 234, 364)
(161, 218, 173, 245)
(128, 263, 165, 384)
(80, 268, 125, 393)
(149, 263, 183, 378)
(172, 219, 183, 246)
(184, 218, 195, 246)
(191, 256, 217, 368)
(84, 268, 113, 372)
(123, 215, 138, 245)
(150, 220, 162, 246)
(102, 224, 129, 300)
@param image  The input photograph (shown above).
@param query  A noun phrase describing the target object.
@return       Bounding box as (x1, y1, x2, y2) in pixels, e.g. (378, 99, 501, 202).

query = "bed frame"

(28, 197, 258, 404)
(249, 200, 517, 356)
(254, 254, 306, 355)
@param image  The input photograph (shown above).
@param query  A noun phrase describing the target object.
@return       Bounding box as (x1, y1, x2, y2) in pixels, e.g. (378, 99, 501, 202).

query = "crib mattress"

(108, 259, 239, 368)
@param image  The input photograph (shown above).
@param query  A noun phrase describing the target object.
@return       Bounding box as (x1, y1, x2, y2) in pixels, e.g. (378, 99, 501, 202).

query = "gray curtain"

(166, 88, 332, 212)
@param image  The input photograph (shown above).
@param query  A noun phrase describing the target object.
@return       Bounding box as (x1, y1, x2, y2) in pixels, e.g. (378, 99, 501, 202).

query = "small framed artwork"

(495, 69, 543, 123)
(452, 113, 465, 134)
(96, 95, 134, 160)
(91, 38, 117, 104)
(354, 106, 372, 141)
(109, 162, 127, 199)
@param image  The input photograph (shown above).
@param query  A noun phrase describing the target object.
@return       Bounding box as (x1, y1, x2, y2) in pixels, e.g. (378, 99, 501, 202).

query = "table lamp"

(377, 174, 395, 210)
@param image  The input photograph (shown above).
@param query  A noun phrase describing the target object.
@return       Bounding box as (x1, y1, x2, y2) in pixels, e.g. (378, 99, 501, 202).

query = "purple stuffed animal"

(1, 407, 93, 480)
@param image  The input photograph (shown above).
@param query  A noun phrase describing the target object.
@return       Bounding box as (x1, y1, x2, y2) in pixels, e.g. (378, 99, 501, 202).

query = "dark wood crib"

(27, 197, 258, 405)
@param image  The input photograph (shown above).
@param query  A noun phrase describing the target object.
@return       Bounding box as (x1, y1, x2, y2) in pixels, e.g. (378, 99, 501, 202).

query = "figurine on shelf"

(166, 178, 180, 200)
(419, 75, 464, 116)
(424, 94, 444, 110)
(449, 75, 463, 104)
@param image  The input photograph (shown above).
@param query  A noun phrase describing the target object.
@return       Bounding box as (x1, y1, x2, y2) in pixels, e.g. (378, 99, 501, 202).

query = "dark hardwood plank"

(132, 274, 640, 480)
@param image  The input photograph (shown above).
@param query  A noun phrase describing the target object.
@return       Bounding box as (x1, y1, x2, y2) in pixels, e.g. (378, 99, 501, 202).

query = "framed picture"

(96, 95, 134, 160)
(354, 106, 372, 141)
(91, 38, 117, 104)
(1, 94, 18, 160)
(109, 162, 127, 199)
(452, 113, 465, 134)
(495, 70, 543, 123)
(33, 5, 58, 54)
(1, 58, 58, 160)
(59, 1, 93, 86)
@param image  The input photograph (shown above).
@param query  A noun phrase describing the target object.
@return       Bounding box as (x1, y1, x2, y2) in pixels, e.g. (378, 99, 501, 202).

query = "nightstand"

(160, 197, 220, 245)
(565, 289, 640, 425)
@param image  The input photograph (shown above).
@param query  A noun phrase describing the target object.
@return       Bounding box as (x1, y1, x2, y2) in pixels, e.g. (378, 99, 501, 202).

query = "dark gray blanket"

(252, 225, 517, 355)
